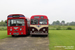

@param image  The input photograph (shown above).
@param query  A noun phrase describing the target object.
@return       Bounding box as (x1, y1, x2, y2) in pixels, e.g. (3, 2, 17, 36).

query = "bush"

(49, 28, 56, 30)
(56, 26, 61, 30)
(0, 28, 2, 30)
(0, 28, 4, 30)
(66, 27, 72, 30)
(0, 28, 7, 30)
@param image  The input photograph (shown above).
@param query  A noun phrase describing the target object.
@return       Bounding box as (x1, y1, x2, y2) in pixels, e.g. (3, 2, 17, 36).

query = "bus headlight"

(21, 32, 23, 34)
(10, 29, 12, 31)
(43, 29, 45, 31)
(32, 29, 34, 31)
(20, 29, 22, 31)
(46, 31, 47, 33)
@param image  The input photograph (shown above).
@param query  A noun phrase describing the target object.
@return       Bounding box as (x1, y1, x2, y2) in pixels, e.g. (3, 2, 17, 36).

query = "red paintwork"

(7, 14, 29, 35)
(8, 14, 24, 16)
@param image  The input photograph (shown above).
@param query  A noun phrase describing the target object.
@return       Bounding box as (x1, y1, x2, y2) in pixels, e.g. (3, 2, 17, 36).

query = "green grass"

(49, 30, 75, 50)
(0, 30, 10, 39)
(49, 25, 75, 30)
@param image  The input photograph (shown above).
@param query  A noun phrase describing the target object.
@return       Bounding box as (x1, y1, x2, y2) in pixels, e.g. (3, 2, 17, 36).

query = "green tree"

(0, 20, 7, 26)
(61, 20, 65, 25)
(55, 20, 60, 25)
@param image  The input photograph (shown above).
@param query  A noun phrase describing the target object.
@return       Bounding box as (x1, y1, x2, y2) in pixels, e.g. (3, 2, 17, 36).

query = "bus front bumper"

(30, 33, 48, 35)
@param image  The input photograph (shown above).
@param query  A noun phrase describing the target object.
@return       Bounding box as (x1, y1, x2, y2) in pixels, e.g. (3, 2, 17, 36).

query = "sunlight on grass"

(0, 30, 11, 39)
(49, 30, 75, 50)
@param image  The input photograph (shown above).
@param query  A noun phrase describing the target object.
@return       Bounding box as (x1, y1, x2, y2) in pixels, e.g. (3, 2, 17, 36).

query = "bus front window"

(8, 19, 24, 26)
(16, 19, 24, 26)
(39, 19, 47, 24)
(31, 19, 38, 24)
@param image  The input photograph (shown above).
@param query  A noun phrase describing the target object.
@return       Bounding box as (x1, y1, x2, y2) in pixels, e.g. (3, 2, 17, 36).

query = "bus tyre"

(45, 35, 48, 37)
(30, 34, 32, 37)
(27, 31, 30, 35)
(12, 35, 14, 37)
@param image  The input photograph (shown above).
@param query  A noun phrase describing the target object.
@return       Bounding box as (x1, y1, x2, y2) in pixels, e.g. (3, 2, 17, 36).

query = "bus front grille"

(34, 31, 42, 33)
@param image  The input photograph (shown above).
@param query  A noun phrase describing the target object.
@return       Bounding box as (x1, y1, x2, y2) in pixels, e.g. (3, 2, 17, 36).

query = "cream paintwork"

(30, 25, 48, 30)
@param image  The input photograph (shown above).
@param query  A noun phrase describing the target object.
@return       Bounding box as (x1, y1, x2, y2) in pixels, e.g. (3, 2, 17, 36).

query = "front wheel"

(30, 34, 33, 37)
(45, 35, 48, 37)
(12, 35, 14, 37)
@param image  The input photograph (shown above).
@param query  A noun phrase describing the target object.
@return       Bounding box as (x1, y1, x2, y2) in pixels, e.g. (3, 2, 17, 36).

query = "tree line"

(0, 20, 75, 26)
(0, 20, 7, 26)
(51, 20, 75, 26)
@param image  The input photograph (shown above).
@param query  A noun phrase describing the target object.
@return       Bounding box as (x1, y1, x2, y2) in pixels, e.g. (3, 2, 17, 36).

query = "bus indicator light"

(10, 33, 11, 35)
(20, 29, 22, 31)
(10, 29, 12, 31)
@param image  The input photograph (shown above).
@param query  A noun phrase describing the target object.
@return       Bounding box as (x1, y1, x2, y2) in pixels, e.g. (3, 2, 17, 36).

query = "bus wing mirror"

(25, 19, 27, 21)
(48, 19, 49, 21)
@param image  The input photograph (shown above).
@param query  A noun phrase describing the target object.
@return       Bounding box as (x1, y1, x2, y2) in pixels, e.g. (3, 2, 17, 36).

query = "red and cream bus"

(7, 14, 29, 37)
(30, 15, 49, 36)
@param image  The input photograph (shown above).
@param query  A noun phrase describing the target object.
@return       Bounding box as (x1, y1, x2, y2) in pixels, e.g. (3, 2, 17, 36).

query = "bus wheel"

(30, 34, 32, 37)
(27, 29, 30, 35)
(12, 35, 14, 37)
(45, 35, 48, 37)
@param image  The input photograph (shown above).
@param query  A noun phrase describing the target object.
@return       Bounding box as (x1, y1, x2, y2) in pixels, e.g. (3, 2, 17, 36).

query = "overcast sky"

(0, 0, 75, 24)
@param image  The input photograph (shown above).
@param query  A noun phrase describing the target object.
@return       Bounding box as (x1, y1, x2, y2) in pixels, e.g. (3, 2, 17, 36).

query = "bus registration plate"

(14, 33, 19, 35)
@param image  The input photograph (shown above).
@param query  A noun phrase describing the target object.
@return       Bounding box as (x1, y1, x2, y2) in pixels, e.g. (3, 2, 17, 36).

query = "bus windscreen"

(31, 19, 38, 24)
(8, 19, 24, 26)
(39, 19, 47, 24)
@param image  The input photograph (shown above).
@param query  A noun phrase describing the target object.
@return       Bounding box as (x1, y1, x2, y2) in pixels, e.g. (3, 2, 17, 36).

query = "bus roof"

(31, 15, 48, 19)
(32, 15, 47, 17)
(7, 14, 25, 17)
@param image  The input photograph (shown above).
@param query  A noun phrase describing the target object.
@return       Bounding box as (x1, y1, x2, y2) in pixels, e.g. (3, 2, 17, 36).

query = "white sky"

(0, 0, 75, 24)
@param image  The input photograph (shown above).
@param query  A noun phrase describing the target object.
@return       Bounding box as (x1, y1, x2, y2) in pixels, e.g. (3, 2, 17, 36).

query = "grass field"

(49, 25, 75, 30)
(49, 30, 75, 50)
(0, 30, 10, 39)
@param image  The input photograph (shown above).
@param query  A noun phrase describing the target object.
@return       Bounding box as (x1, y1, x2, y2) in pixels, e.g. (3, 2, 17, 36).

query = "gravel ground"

(0, 35, 49, 50)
